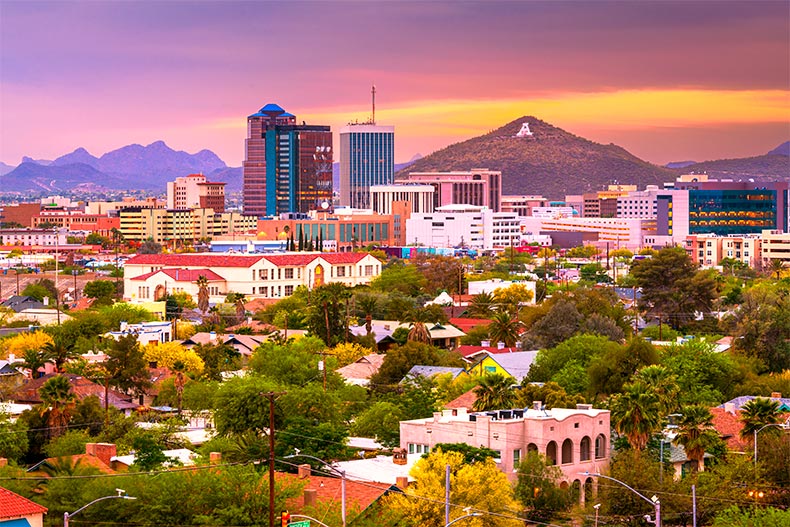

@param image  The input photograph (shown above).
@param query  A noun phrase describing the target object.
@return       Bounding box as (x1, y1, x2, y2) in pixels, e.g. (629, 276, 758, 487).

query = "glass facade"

(688, 189, 777, 235)
(340, 125, 395, 208)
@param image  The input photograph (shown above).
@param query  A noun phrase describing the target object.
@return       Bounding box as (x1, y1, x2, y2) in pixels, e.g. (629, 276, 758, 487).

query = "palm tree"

(487, 311, 524, 347)
(38, 375, 77, 438)
(234, 293, 246, 325)
(740, 397, 783, 440)
(473, 373, 517, 411)
(609, 381, 661, 451)
(21, 349, 48, 379)
(196, 275, 210, 315)
(403, 307, 438, 345)
(356, 295, 378, 336)
(42, 337, 77, 372)
(633, 364, 680, 417)
(674, 404, 719, 472)
(468, 292, 495, 318)
(767, 258, 786, 279)
(172, 360, 187, 416)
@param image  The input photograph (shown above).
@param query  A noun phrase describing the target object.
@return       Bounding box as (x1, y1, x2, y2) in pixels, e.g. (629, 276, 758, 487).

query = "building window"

(561, 438, 573, 464)
(365, 265, 374, 276)
(284, 285, 294, 296)
(337, 266, 346, 277)
(595, 434, 607, 459)
(546, 441, 557, 465)
(284, 268, 294, 279)
(259, 269, 268, 280)
(513, 449, 521, 467)
(493, 450, 502, 464)
(580, 436, 591, 462)
(260, 286, 268, 297)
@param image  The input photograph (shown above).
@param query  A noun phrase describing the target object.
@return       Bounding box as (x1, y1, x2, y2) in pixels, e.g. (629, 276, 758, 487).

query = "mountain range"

(396, 117, 789, 199)
(1, 126, 786, 198)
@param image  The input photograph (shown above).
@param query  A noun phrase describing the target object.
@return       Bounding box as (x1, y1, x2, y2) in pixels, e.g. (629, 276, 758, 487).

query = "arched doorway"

(154, 284, 167, 301)
(546, 441, 557, 465)
(314, 264, 325, 287)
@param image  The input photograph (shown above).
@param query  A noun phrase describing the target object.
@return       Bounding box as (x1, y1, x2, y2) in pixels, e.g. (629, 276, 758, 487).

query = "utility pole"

(315, 351, 332, 391)
(261, 391, 286, 527)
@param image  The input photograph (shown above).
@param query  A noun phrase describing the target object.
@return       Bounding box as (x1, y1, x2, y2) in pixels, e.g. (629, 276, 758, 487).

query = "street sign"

(289, 521, 310, 527)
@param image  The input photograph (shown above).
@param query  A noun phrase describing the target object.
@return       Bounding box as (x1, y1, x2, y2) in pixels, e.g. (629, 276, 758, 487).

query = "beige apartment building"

(119, 208, 257, 244)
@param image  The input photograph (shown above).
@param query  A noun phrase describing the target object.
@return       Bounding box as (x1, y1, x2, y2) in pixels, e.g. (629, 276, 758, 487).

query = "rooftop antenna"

(371, 83, 376, 125)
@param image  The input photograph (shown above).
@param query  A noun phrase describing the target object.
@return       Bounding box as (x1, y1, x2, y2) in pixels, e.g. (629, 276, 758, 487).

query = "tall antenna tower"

(371, 84, 376, 125)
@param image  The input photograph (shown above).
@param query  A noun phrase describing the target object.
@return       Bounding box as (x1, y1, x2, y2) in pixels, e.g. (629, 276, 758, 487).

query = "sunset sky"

(1, 0, 788, 168)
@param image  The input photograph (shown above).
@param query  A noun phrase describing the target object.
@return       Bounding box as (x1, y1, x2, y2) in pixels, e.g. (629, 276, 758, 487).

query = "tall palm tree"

(674, 404, 719, 472)
(42, 337, 77, 372)
(740, 397, 783, 439)
(234, 293, 247, 325)
(196, 275, 210, 314)
(356, 295, 378, 335)
(38, 375, 77, 438)
(172, 360, 187, 416)
(403, 307, 437, 344)
(609, 381, 661, 451)
(633, 364, 680, 417)
(487, 311, 524, 347)
(473, 373, 517, 411)
(468, 292, 495, 318)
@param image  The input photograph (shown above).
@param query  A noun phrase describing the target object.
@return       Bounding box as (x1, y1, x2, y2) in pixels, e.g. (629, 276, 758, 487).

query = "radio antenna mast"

(371, 84, 376, 125)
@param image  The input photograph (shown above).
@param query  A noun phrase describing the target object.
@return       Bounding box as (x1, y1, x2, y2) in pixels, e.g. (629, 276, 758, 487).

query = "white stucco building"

(406, 205, 520, 250)
(123, 252, 382, 304)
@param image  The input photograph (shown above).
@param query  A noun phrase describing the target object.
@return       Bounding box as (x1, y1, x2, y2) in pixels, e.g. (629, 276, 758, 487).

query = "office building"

(243, 104, 333, 216)
(369, 184, 434, 216)
(500, 195, 548, 217)
(167, 174, 226, 213)
(402, 169, 502, 212)
(340, 124, 395, 208)
(406, 205, 519, 250)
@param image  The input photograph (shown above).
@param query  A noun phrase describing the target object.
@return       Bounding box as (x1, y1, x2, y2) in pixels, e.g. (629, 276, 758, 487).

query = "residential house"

(718, 394, 790, 412)
(11, 374, 139, 414)
(400, 404, 610, 498)
(105, 321, 173, 345)
(181, 332, 266, 358)
(0, 296, 46, 313)
(402, 365, 465, 383)
(336, 354, 385, 386)
(0, 485, 48, 527)
(465, 350, 539, 382)
(349, 320, 465, 350)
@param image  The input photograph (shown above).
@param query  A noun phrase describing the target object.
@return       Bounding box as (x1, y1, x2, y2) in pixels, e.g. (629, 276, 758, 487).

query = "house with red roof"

(11, 373, 139, 414)
(123, 252, 382, 304)
(0, 486, 47, 527)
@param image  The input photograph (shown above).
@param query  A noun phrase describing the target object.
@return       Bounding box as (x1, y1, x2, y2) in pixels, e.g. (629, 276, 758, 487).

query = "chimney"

(210, 452, 222, 465)
(481, 340, 491, 347)
(497, 341, 505, 349)
(771, 392, 782, 399)
(304, 488, 317, 508)
(533, 401, 542, 411)
(86, 442, 116, 467)
(298, 463, 312, 479)
(724, 402, 736, 415)
(0, 458, 7, 467)
(8, 353, 15, 363)
(576, 403, 593, 410)
(396, 476, 409, 490)
(209, 331, 217, 342)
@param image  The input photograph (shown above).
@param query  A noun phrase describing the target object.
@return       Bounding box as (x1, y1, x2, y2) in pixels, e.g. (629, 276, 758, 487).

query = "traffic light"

(281, 511, 290, 527)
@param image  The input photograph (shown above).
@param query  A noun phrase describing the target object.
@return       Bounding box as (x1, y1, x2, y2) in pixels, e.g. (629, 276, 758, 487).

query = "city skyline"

(1, 0, 788, 168)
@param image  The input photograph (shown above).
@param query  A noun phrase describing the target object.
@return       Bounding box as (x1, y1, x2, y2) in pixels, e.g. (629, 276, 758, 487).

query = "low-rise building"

(123, 252, 382, 303)
(400, 404, 610, 492)
(0, 486, 48, 527)
(406, 205, 520, 250)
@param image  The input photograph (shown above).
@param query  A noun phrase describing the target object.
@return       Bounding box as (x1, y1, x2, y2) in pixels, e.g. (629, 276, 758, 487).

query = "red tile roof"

(262, 253, 368, 266)
(444, 388, 477, 410)
(710, 407, 748, 452)
(0, 486, 48, 518)
(456, 344, 521, 358)
(279, 472, 393, 515)
(125, 254, 266, 268)
(130, 268, 225, 282)
(11, 374, 138, 410)
(319, 253, 370, 264)
(449, 317, 492, 333)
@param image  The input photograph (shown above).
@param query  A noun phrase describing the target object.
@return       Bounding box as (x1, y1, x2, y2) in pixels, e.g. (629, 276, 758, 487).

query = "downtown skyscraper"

(243, 104, 333, 216)
(339, 86, 394, 209)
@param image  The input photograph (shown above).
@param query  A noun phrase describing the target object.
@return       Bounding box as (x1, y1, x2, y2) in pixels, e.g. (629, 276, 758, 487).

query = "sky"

(1, 0, 788, 168)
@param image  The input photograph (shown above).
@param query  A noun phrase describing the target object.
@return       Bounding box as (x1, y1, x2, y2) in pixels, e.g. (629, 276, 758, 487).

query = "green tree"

(130, 432, 175, 471)
(371, 262, 427, 296)
(83, 280, 116, 304)
(492, 284, 534, 317)
(352, 401, 405, 448)
(674, 404, 722, 472)
(413, 254, 465, 295)
(729, 283, 790, 373)
(20, 349, 48, 379)
(39, 375, 77, 439)
(42, 337, 78, 372)
(515, 451, 573, 523)
(610, 380, 661, 451)
(521, 300, 583, 349)
(355, 294, 378, 335)
(193, 341, 241, 381)
(371, 341, 462, 388)
(713, 506, 790, 527)
(579, 262, 611, 283)
(305, 283, 351, 345)
(213, 375, 280, 436)
(514, 381, 586, 409)
(43, 429, 92, 457)
(631, 246, 717, 329)
(21, 278, 58, 302)
(588, 337, 658, 397)
(0, 413, 29, 462)
(472, 373, 516, 411)
(632, 364, 681, 416)
(104, 334, 151, 396)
